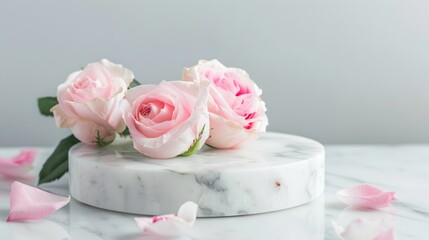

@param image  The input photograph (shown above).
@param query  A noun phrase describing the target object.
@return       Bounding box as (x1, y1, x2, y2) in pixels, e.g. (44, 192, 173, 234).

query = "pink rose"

(120, 80, 210, 158)
(183, 59, 268, 148)
(51, 59, 134, 145)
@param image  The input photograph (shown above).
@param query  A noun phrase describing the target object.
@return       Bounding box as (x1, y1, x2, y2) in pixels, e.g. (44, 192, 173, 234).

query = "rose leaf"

(119, 127, 130, 137)
(37, 96, 58, 117)
(38, 134, 80, 185)
(180, 124, 206, 157)
(128, 79, 142, 89)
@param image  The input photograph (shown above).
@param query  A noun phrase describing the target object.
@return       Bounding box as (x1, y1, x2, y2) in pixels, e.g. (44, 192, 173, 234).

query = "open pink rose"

(51, 59, 134, 145)
(183, 59, 268, 148)
(120, 80, 210, 158)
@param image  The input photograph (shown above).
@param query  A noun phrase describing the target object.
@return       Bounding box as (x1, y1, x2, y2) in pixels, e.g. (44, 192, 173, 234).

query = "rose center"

(203, 70, 250, 97)
(73, 76, 104, 91)
(138, 104, 152, 119)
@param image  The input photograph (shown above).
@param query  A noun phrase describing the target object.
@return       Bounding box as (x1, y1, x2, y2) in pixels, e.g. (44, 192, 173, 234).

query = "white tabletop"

(0, 145, 428, 240)
(68, 133, 325, 217)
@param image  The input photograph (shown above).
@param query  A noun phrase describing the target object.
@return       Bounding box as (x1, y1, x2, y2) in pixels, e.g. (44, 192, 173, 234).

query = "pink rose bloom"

(183, 59, 268, 148)
(120, 80, 210, 158)
(51, 59, 134, 145)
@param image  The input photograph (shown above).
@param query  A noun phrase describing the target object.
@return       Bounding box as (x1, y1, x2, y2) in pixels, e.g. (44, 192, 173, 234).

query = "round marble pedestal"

(69, 132, 325, 217)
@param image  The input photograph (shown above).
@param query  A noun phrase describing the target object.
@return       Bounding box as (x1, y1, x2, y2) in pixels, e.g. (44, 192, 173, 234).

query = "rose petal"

(0, 150, 36, 178)
(6, 181, 70, 222)
(206, 113, 266, 149)
(337, 183, 397, 209)
(135, 201, 198, 237)
(51, 104, 78, 129)
(99, 58, 134, 89)
(177, 201, 198, 223)
(70, 119, 116, 145)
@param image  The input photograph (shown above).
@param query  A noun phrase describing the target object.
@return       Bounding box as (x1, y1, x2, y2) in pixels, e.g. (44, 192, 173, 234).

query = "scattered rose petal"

(337, 183, 396, 209)
(6, 181, 71, 222)
(332, 219, 396, 240)
(135, 201, 198, 237)
(0, 150, 36, 178)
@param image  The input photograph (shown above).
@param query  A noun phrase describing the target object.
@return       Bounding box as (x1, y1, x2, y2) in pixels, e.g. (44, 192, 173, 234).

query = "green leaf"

(93, 130, 113, 147)
(38, 134, 80, 185)
(128, 79, 141, 89)
(180, 124, 206, 157)
(37, 96, 58, 117)
(119, 127, 130, 137)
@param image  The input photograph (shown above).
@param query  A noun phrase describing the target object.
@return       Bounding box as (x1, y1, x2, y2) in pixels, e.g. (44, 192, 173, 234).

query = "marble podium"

(69, 132, 325, 217)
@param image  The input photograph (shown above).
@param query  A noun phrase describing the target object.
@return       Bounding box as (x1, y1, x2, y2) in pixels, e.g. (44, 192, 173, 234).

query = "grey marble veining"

(0, 144, 428, 239)
(69, 133, 325, 217)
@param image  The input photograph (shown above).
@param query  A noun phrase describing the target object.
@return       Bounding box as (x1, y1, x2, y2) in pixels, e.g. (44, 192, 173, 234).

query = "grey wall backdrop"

(1, 0, 428, 146)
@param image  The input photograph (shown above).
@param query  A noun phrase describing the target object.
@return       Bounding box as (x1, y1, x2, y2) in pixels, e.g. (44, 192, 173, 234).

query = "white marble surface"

(69, 133, 325, 216)
(0, 145, 428, 239)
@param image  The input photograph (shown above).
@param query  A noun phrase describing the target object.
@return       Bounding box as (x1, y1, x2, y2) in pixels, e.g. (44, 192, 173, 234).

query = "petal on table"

(135, 201, 198, 237)
(177, 201, 198, 223)
(0, 150, 36, 178)
(337, 183, 396, 209)
(6, 181, 70, 222)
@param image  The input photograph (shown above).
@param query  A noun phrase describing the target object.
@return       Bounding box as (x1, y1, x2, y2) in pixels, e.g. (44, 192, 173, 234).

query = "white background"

(1, 0, 428, 146)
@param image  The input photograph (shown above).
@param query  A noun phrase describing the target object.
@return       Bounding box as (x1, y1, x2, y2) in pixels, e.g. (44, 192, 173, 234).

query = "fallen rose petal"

(337, 183, 396, 209)
(135, 201, 198, 237)
(0, 150, 36, 178)
(177, 201, 198, 223)
(332, 218, 394, 240)
(6, 181, 70, 222)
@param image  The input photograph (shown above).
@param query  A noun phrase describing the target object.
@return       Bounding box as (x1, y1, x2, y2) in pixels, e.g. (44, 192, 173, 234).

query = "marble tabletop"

(0, 145, 428, 240)
(69, 133, 325, 217)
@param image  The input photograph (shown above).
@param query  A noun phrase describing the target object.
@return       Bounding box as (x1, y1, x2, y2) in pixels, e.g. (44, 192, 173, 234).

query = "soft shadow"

(0, 176, 36, 190)
(331, 206, 396, 239)
(325, 201, 346, 210)
(0, 209, 9, 220)
(116, 233, 191, 240)
(6, 219, 72, 240)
